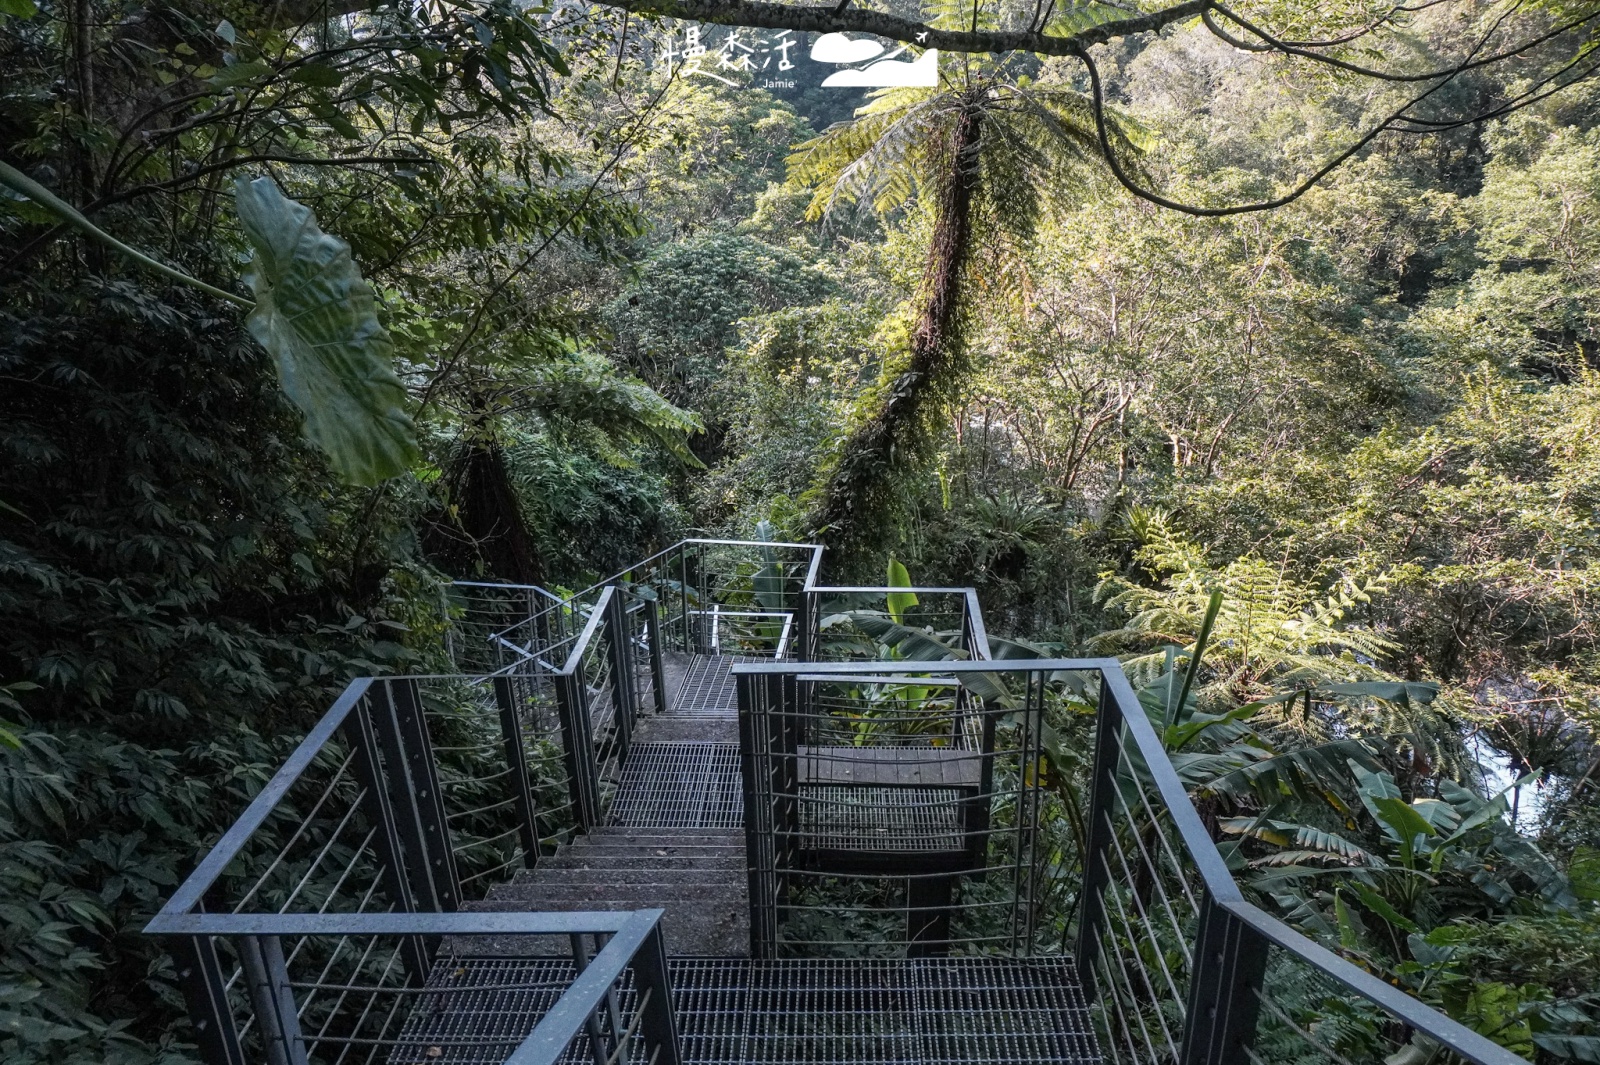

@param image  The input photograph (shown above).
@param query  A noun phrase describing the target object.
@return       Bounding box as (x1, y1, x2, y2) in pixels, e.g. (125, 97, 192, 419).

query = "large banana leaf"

(236, 177, 419, 485)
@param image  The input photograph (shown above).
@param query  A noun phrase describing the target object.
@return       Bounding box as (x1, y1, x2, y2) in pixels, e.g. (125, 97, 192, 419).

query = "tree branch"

(585, 0, 1208, 55)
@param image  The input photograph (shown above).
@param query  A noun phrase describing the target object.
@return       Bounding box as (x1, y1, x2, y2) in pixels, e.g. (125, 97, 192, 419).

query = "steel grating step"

(796, 786, 967, 853)
(671, 654, 760, 717)
(609, 742, 743, 829)
(389, 956, 1099, 1065)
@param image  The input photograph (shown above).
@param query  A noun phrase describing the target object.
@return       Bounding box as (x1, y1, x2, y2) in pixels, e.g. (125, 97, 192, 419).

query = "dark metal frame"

(144, 671, 681, 1065)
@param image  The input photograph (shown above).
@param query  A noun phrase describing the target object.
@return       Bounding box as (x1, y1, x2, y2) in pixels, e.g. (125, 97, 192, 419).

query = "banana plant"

(0, 163, 417, 486)
(1229, 765, 1576, 945)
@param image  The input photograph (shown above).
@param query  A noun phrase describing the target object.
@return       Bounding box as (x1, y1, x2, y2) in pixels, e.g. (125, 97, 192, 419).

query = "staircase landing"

(394, 956, 1099, 1065)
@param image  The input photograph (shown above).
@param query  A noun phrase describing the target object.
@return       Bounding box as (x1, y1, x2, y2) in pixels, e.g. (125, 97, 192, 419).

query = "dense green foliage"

(4, 0, 1600, 1061)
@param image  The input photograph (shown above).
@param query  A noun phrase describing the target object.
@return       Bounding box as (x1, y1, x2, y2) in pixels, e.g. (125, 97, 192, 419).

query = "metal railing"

(734, 658, 1530, 1065)
(157, 535, 1531, 1065)
(142, 676, 680, 1065)
(482, 539, 824, 675)
(447, 581, 566, 674)
(802, 584, 992, 663)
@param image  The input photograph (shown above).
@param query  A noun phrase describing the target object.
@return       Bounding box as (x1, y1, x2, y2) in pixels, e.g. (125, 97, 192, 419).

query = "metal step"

(389, 955, 1100, 1064)
(537, 853, 745, 872)
(572, 832, 744, 852)
(511, 867, 742, 886)
(607, 742, 742, 830)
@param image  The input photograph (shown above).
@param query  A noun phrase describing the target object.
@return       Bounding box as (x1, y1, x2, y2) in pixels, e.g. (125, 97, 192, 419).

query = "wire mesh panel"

(447, 582, 566, 674)
(1079, 702, 1205, 1065)
(739, 665, 1076, 959)
(673, 654, 763, 716)
(387, 955, 645, 1065)
(187, 919, 675, 1065)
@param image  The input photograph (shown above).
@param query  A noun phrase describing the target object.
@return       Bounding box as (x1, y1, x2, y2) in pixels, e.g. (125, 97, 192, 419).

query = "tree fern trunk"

(437, 440, 546, 586)
(807, 104, 982, 564)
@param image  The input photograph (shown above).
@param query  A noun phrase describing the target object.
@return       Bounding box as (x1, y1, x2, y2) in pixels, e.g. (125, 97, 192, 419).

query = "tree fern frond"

(1044, 1, 1136, 36)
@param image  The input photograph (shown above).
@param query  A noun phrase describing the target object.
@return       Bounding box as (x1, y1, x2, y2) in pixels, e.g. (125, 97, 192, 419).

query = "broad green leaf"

(235, 177, 419, 485)
(885, 559, 918, 624)
(1533, 1034, 1600, 1063)
(753, 520, 785, 611)
(1371, 796, 1438, 863)
(0, 0, 39, 18)
(1350, 881, 1419, 933)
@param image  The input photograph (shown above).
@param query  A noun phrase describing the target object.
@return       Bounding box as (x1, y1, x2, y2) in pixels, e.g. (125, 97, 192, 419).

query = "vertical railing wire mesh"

(736, 662, 1071, 960)
(147, 672, 683, 1065)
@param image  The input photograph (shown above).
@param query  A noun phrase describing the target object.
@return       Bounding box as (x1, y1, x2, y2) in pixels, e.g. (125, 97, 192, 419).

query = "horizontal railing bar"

(451, 580, 563, 598)
(794, 674, 962, 686)
(490, 538, 824, 641)
(734, 657, 1122, 674)
(1220, 899, 1528, 1065)
(811, 586, 976, 594)
(146, 910, 646, 937)
(155, 677, 374, 918)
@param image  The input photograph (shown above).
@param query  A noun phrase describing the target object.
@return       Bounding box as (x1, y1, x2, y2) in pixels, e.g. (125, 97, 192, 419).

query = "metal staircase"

(144, 539, 1529, 1065)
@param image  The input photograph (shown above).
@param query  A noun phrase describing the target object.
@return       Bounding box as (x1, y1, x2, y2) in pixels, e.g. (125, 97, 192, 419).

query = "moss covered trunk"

(807, 105, 983, 564)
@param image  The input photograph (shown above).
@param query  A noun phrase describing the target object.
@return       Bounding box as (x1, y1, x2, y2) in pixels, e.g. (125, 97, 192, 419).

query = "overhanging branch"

(584, 0, 1208, 55)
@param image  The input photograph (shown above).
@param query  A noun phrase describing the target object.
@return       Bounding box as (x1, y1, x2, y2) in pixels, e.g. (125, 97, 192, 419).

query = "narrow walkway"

(469, 654, 750, 956)
(454, 651, 1101, 1063)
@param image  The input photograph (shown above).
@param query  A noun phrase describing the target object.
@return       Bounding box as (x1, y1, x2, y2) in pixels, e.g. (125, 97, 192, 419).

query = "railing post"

(1181, 895, 1268, 1065)
(630, 923, 684, 1065)
(373, 679, 460, 918)
(739, 670, 786, 958)
(677, 544, 692, 654)
(556, 670, 602, 831)
(391, 678, 461, 911)
(342, 692, 430, 977)
(169, 932, 246, 1065)
(238, 935, 308, 1065)
(797, 587, 811, 662)
(604, 589, 636, 761)
(1075, 673, 1123, 995)
(644, 596, 669, 716)
(493, 675, 542, 868)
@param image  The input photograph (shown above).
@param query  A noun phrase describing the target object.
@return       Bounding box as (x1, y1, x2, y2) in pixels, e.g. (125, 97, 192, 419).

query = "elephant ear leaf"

(235, 176, 418, 485)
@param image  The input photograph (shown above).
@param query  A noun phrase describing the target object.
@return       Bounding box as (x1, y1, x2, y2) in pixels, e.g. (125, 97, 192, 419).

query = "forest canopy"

(2, 0, 1599, 1062)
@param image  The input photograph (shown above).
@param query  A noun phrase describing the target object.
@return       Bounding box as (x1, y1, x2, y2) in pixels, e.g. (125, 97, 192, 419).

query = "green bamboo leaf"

(235, 177, 419, 485)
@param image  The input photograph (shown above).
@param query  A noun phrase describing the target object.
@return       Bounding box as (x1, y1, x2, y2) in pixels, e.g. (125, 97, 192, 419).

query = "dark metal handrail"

(144, 909, 680, 1065)
(734, 657, 1530, 1065)
(143, 668, 677, 1065)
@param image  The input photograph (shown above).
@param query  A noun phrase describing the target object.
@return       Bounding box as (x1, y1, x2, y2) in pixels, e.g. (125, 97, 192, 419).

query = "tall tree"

(788, 61, 1139, 559)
